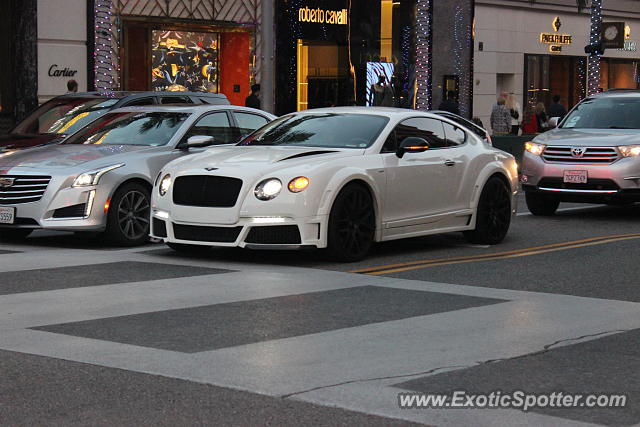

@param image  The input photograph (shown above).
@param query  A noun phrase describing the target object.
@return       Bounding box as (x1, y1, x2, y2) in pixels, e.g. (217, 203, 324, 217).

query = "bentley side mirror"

(184, 135, 215, 149)
(548, 117, 560, 129)
(396, 137, 430, 158)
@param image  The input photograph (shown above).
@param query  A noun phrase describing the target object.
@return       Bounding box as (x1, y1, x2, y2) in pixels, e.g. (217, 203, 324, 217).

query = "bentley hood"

(166, 145, 365, 175)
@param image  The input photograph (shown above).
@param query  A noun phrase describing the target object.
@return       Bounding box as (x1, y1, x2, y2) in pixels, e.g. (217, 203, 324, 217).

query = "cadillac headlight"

(524, 142, 546, 156)
(618, 145, 640, 157)
(255, 178, 282, 201)
(72, 163, 124, 187)
(159, 174, 172, 196)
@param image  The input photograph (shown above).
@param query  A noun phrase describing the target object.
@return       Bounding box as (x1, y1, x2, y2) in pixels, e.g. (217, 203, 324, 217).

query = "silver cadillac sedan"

(0, 105, 276, 245)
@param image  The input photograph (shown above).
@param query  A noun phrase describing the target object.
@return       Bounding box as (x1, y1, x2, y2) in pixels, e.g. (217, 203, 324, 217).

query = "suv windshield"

(62, 112, 189, 146)
(13, 97, 119, 135)
(561, 97, 640, 129)
(239, 113, 389, 148)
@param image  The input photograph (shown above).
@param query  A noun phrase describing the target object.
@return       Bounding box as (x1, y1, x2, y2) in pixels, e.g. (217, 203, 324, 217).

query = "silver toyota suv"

(522, 90, 640, 215)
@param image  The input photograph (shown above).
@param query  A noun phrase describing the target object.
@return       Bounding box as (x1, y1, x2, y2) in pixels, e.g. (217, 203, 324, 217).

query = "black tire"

(326, 183, 376, 262)
(104, 182, 151, 246)
(464, 177, 512, 245)
(525, 191, 560, 216)
(167, 242, 211, 254)
(0, 228, 33, 241)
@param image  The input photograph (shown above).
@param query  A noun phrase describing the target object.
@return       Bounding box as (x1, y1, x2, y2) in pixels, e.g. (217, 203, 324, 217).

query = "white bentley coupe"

(151, 107, 518, 261)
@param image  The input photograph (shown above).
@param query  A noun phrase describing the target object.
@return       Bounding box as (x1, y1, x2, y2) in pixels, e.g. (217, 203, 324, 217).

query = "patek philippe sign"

(48, 64, 79, 77)
(540, 16, 573, 52)
(298, 6, 348, 25)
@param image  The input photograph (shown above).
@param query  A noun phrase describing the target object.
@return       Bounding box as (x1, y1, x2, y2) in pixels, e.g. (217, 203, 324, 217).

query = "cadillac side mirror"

(396, 137, 430, 158)
(548, 117, 560, 129)
(185, 135, 214, 149)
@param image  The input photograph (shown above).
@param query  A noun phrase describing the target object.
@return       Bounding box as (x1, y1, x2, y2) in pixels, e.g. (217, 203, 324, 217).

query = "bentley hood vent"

(278, 150, 337, 162)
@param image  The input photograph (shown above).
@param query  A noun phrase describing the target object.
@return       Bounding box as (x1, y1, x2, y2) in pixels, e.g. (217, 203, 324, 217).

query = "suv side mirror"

(396, 137, 430, 158)
(548, 117, 560, 129)
(184, 135, 214, 149)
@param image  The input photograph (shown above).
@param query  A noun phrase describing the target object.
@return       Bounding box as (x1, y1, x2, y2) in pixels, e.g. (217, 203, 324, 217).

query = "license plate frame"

(0, 206, 16, 224)
(563, 170, 588, 184)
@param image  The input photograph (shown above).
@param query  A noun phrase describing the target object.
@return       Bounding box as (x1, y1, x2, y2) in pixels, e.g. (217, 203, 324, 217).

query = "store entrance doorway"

(296, 40, 351, 111)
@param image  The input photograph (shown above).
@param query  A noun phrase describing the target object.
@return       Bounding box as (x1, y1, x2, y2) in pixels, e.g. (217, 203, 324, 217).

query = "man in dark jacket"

(548, 95, 567, 119)
(438, 91, 460, 115)
(245, 84, 261, 109)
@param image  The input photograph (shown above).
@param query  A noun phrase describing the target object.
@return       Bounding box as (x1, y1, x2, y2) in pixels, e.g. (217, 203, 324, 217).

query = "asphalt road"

(0, 196, 638, 425)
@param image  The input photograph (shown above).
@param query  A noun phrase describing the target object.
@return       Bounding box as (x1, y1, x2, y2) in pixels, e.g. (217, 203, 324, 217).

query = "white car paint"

(151, 107, 518, 253)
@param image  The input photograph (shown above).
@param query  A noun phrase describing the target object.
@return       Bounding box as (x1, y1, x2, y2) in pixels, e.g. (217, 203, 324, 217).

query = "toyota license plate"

(563, 170, 588, 184)
(0, 206, 15, 224)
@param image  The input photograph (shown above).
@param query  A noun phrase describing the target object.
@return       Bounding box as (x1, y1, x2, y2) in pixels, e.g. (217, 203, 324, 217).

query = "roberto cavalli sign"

(298, 6, 348, 25)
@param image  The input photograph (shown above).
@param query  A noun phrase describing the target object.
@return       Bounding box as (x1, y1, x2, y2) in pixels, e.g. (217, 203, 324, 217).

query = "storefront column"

(261, 0, 275, 112)
(12, 0, 38, 122)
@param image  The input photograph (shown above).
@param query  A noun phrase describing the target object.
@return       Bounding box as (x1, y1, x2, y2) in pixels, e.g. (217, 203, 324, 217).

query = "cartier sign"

(48, 64, 78, 77)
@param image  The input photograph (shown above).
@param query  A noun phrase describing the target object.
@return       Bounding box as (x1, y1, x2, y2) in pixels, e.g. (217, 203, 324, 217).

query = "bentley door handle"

(444, 159, 456, 167)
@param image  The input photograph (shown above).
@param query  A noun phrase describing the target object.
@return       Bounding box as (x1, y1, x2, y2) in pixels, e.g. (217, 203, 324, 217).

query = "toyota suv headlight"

(72, 163, 124, 187)
(618, 145, 640, 157)
(524, 142, 546, 156)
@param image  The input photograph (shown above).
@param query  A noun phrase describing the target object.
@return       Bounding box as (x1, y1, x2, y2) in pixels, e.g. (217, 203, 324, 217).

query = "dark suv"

(0, 91, 229, 151)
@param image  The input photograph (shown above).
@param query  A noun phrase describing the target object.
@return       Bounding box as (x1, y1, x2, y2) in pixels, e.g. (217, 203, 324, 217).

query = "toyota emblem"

(0, 177, 15, 189)
(571, 147, 586, 158)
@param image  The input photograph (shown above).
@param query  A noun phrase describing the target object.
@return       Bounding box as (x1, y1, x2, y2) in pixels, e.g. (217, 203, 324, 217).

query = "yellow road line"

(351, 232, 640, 276)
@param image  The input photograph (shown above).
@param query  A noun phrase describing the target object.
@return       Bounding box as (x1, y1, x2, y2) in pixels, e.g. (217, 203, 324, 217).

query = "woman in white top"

(505, 93, 522, 135)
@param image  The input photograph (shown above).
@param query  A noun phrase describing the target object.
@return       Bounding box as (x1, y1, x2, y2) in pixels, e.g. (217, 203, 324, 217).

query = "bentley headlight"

(618, 145, 640, 157)
(72, 163, 124, 187)
(255, 178, 282, 201)
(159, 174, 172, 196)
(288, 176, 310, 193)
(524, 142, 546, 156)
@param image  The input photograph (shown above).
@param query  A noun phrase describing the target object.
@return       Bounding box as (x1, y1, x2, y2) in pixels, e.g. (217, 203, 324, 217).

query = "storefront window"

(526, 54, 640, 114)
(525, 54, 586, 113)
(600, 59, 640, 90)
(276, 0, 417, 115)
(151, 31, 220, 92)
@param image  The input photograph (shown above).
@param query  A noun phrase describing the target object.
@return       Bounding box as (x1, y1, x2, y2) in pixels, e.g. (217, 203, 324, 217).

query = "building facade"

(274, 0, 474, 116)
(0, 0, 264, 134)
(91, 0, 262, 107)
(474, 0, 640, 131)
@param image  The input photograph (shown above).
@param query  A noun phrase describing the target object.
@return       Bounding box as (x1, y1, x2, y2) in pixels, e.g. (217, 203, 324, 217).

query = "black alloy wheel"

(464, 177, 511, 244)
(327, 183, 376, 262)
(104, 182, 151, 246)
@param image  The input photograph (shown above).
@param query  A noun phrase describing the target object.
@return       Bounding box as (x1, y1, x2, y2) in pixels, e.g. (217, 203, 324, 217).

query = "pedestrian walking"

(548, 95, 568, 120)
(438, 90, 460, 115)
(490, 97, 511, 136)
(245, 83, 261, 109)
(535, 102, 548, 131)
(506, 93, 522, 135)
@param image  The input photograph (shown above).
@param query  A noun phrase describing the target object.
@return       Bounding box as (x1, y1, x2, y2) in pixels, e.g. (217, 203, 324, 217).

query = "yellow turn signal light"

(288, 176, 310, 193)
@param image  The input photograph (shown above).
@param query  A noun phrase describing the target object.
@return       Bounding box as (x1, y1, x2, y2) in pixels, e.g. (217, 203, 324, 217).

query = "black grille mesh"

(173, 176, 242, 208)
(245, 225, 302, 245)
(172, 223, 242, 243)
